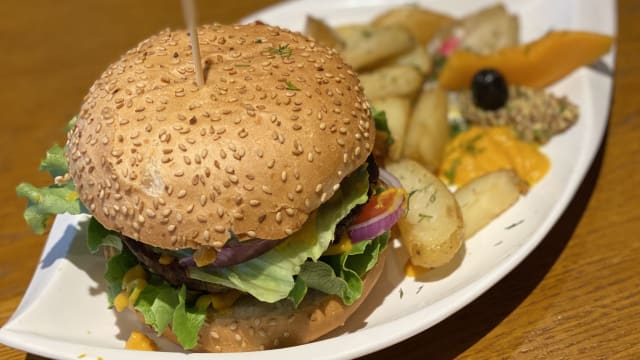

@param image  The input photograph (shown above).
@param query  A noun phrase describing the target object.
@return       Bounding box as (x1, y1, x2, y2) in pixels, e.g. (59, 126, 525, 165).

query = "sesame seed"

(243, 184, 254, 191)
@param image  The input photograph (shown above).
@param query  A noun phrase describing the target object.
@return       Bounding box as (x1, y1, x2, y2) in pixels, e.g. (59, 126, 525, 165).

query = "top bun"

(66, 23, 375, 250)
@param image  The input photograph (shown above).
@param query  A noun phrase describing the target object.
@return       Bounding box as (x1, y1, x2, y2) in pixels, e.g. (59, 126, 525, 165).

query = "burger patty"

(123, 157, 379, 294)
(121, 236, 230, 293)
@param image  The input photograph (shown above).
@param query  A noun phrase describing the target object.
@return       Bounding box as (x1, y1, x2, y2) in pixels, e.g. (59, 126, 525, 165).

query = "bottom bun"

(161, 249, 387, 352)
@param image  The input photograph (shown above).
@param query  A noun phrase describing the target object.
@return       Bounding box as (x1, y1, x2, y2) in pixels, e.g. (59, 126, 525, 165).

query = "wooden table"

(1, 1, 638, 359)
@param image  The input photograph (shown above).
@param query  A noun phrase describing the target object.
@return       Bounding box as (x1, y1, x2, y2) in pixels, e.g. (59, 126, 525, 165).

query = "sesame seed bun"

(147, 247, 386, 352)
(65, 23, 375, 250)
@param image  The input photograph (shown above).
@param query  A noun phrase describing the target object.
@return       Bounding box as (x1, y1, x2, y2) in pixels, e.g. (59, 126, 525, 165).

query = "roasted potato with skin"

(379, 45, 432, 75)
(455, 169, 528, 239)
(432, 4, 519, 55)
(386, 159, 464, 268)
(358, 65, 423, 100)
(304, 16, 345, 51)
(402, 87, 449, 172)
(335, 25, 415, 70)
(371, 97, 411, 161)
(372, 4, 456, 45)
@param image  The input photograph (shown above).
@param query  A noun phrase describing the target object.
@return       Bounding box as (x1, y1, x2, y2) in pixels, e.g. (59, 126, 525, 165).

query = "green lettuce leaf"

(188, 166, 371, 303)
(16, 181, 83, 234)
(103, 248, 138, 303)
(372, 106, 394, 146)
(39, 144, 68, 178)
(172, 285, 207, 350)
(134, 278, 178, 335)
(103, 243, 205, 350)
(287, 277, 308, 307)
(299, 231, 389, 305)
(87, 217, 122, 254)
(65, 115, 78, 133)
(17, 142, 86, 234)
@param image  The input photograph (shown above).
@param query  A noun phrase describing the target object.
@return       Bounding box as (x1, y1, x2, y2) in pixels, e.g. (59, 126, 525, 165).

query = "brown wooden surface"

(1, 1, 638, 359)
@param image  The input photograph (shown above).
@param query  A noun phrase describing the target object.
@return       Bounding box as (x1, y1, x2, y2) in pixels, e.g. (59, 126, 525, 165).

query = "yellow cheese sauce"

(439, 126, 550, 187)
(323, 234, 353, 256)
(114, 264, 147, 312)
(125, 331, 157, 351)
(404, 260, 429, 278)
(196, 290, 243, 312)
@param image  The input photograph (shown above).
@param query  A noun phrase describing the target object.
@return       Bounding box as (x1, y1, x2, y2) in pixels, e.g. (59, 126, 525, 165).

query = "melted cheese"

(158, 253, 175, 265)
(196, 291, 242, 311)
(193, 246, 217, 267)
(404, 260, 429, 277)
(323, 234, 353, 256)
(125, 331, 157, 351)
(114, 291, 129, 312)
(114, 265, 147, 313)
(440, 126, 550, 187)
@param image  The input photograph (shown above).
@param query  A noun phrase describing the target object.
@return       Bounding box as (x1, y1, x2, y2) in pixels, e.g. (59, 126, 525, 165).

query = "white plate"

(0, 0, 616, 359)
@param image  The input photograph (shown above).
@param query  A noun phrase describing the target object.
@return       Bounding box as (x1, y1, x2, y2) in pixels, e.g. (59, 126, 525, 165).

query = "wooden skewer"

(181, 0, 204, 87)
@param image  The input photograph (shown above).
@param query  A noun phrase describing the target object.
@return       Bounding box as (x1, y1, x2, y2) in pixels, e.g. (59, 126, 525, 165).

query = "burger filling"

(18, 143, 403, 349)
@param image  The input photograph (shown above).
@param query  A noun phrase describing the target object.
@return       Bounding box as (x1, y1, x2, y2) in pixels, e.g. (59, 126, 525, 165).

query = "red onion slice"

(378, 167, 403, 189)
(179, 238, 283, 268)
(348, 191, 405, 243)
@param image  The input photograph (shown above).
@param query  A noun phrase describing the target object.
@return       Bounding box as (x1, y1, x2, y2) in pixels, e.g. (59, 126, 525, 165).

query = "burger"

(21, 22, 405, 352)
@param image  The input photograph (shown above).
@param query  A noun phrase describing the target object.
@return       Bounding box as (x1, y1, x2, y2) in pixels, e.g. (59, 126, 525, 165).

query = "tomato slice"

(353, 188, 406, 224)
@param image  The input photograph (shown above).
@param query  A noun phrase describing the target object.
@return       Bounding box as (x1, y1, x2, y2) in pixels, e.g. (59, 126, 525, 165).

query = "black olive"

(471, 69, 509, 110)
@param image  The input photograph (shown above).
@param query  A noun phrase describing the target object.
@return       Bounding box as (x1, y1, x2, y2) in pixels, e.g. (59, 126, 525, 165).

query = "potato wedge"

(386, 159, 464, 268)
(335, 25, 414, 70)
(304, 16, 345, 50)
(372, 4, 456, 45)
(402, 87, 449, 172)
(358, 65, 423, 100)
(455, 169, 528, 239)
(371, 97, 411, 161)
(380, 45, 432, 75)
(432, 4, 519, 55)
